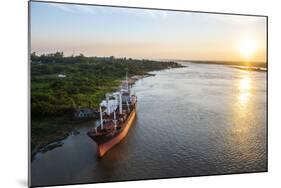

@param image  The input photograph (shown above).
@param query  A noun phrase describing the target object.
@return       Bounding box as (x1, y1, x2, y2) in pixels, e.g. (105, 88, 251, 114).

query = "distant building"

(58, 74, 66, 78)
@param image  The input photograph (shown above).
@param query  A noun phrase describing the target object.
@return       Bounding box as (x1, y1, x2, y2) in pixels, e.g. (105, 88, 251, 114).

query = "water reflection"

(230, 72, 254, 160)
(238, 75, 252, 106)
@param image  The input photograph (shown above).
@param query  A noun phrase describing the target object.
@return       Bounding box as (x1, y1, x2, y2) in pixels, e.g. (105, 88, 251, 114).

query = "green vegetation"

(31, 52, 184, 154)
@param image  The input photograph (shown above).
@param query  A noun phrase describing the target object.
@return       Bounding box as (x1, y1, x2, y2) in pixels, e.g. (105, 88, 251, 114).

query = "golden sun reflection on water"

(238, 76, 252, 106)
(231, 74, 253, 137)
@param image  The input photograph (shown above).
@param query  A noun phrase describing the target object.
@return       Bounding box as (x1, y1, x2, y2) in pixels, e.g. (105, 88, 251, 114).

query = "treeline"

(31, 52, 182, 118)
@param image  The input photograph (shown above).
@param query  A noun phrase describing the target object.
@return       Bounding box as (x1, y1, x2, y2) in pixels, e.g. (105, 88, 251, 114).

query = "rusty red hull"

(96, 107, 136, 157)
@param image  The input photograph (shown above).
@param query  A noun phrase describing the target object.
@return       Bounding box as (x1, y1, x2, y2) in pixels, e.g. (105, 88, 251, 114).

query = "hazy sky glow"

(31, 2, 267, 62)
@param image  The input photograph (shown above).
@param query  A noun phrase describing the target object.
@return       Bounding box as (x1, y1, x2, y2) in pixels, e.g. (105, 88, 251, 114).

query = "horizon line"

(30, 51, 267, 64)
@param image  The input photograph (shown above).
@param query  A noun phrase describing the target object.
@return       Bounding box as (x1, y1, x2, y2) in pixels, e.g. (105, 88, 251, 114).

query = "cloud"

(73, 5, 97, 15)
(212, 14, 266, 26)
(49, 3, 74, 13)
(147, 9, 168, 19)
(110, 7, 168, 20)
(48, 3, 168, 19)
(48, 3, 98, 15)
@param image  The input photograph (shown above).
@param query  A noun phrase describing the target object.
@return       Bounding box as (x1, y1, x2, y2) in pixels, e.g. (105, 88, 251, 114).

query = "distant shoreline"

(176, 60, 267, 68)
(231, 66, 267, 72)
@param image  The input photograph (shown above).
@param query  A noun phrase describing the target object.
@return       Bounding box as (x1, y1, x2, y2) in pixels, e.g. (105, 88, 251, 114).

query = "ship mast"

(99, 105, 103, 129)
(113, 110, 117, 130)
(126, 72, 129, 92)
(119, 92, 122, 114)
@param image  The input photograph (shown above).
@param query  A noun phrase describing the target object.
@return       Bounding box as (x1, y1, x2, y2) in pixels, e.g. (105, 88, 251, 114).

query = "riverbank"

(31, 56, 185, 156)
(31, 73, 156, 157)
(31, 117, 77, 158)
(178, 60, 267, 68)
(31, 73, 162, 158)
(232, 66, 267, 72)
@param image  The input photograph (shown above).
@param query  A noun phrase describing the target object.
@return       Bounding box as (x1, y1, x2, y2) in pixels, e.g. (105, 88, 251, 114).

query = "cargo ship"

(87, 74, 137, 157)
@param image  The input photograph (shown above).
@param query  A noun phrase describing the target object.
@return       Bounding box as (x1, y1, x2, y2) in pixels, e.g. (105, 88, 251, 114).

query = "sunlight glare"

(238, 38, 257, 60)
(238, 76, 251, 105)
(239, 77, 251, 91)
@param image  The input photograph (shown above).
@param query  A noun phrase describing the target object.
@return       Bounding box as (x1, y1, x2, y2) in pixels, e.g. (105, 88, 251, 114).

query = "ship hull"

(96, 106, 137, 157)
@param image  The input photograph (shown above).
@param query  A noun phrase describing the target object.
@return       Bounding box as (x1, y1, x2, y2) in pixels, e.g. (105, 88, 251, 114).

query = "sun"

(238, 38, 257, 61)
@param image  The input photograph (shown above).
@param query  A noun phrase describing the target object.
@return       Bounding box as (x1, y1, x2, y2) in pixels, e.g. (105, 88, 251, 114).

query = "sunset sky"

(30, 1, 267, 62)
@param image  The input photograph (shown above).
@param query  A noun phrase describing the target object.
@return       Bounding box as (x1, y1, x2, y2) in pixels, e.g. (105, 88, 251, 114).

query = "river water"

(31, 62, 267, 186)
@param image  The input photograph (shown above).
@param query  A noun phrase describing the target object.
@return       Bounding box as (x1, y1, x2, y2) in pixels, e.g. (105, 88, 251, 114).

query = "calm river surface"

(31, 62, 267, 186)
